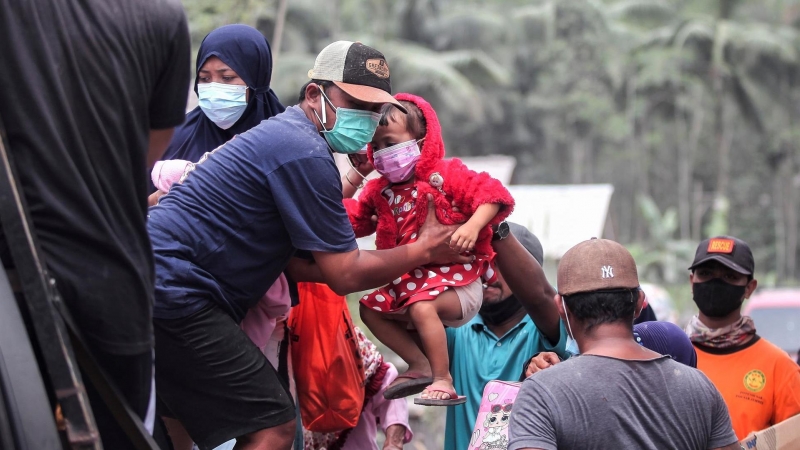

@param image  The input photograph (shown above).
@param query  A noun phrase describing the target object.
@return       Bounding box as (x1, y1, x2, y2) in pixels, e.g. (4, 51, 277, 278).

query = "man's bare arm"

(147, 128, 175, 168)
(285, 257, 325, 283)
(492, 233, 560, 343)
(313, 195, 469, 295)
(524, 352, 561, 378)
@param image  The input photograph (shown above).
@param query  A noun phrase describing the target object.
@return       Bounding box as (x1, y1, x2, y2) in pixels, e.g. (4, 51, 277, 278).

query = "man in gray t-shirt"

(508, 238, 739, 450)
(511, 355, 735, 449)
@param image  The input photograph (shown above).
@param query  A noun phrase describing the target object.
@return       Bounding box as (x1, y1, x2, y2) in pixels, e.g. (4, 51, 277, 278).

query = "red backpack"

(289, 283, 365, 433)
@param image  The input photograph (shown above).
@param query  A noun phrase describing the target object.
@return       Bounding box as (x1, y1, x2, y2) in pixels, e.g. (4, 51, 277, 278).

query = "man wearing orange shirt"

(686, 236, 800, 440)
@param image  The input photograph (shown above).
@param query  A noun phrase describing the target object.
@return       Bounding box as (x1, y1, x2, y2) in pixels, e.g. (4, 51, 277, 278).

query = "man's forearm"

(492, 234, 560, 343)
(383, 424, 406, 449)
(313, 244, 431, 295)
(314, 195, 467, 295)
(286, 257, 325, 283)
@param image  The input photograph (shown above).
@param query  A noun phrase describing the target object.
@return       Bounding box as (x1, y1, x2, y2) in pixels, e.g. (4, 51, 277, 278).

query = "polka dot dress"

(360, 184, 496, 313)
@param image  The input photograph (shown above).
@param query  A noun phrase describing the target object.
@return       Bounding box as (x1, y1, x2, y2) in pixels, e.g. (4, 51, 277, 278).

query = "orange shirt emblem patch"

(708, 238, 735, 254)
(743, 369, 766, 393)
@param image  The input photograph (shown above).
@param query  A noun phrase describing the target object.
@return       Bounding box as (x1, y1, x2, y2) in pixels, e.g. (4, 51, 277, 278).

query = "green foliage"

(704, 197, 730, 237)
(182, 0, 800, 285)
(176, 0, 800, 443)
(629, 196, 697, 283)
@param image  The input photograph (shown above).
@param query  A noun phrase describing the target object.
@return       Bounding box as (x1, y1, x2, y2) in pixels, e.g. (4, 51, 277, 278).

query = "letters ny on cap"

(601, 265, 614, 279)
(707, 238, 735, 254)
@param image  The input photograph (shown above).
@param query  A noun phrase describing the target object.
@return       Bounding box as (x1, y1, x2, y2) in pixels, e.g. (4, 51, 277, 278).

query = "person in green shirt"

(443, 222, 568, 449)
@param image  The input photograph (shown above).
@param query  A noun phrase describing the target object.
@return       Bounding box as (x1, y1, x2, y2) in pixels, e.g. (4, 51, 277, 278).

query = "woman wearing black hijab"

(150, 24, 284, 194)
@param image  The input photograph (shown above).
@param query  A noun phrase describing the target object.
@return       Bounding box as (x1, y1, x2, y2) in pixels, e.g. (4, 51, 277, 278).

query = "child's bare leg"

(407, 290, 463, 399)
(359, 303, 431, 378)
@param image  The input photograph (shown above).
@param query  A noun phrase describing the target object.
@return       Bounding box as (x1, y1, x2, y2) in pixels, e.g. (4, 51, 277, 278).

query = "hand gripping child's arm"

(343, 196, 378, 239)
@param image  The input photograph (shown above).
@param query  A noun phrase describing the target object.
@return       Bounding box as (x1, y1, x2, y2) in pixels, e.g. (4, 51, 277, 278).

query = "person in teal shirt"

(444, 223, 568, 450)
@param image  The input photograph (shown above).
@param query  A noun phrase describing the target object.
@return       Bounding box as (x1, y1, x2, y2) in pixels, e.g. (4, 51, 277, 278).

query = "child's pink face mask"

(373, 139, 423, 183)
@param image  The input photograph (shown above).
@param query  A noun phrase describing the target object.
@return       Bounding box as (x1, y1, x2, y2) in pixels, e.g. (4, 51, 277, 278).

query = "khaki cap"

(557, 238, 640, 296)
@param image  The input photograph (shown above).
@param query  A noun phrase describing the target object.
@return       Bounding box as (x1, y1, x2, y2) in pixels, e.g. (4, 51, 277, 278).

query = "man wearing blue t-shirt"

(442, 223, 568, 450)
(147, 41, 467, 450)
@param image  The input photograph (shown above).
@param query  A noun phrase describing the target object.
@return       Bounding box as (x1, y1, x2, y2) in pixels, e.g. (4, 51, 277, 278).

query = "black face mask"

(479, 294, 523, 326)
(692, 278, 746, 318)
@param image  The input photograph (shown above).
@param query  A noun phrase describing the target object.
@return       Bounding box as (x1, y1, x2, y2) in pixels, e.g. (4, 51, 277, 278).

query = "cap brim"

(688, 255, 752, 275)
(333, 81, 408, 114)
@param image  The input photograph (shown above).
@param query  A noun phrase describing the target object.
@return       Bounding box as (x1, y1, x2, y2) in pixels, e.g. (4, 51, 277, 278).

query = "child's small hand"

(450, 224, 480, 253)
(348, 152, 374, 176)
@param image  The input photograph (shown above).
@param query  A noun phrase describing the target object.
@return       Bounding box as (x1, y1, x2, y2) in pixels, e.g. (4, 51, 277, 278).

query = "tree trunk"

(679, 105, 705, 240)
(570, 139, 584, 183)
(712, 77, 730, 214)
(717, 105, 732, 204)
(774, 170, 787, 281)
(570, 123, 588, 184)
(329, 0, 341, 38)
(271, 0, 289, 66)
(787, 170, 798, 278)
(692, 181, 707, 242)
(634, 120, 651, 243)
(719, 0, 737, 19)
(585, 137, 594, 183)
(783, 170, 800, 278)
(622, 73, 638, 242)
(776, 159, 799, 280)
(677, 110, 688, 240)
(711, 5, 735, 230)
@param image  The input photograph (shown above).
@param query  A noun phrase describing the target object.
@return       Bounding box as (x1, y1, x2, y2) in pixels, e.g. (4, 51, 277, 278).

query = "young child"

(344, 93, 514, 405)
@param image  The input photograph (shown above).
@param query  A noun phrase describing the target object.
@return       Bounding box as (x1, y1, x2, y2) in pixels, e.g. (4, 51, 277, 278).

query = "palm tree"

(645, 0, 798, 221)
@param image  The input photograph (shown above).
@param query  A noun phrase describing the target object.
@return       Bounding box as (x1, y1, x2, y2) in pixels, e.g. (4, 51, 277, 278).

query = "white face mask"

(561, 296, 575, 341)
(197, 82, 248, 129)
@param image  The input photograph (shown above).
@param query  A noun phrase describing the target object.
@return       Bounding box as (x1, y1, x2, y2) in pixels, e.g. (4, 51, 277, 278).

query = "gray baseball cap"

(508, 222, 544, 266)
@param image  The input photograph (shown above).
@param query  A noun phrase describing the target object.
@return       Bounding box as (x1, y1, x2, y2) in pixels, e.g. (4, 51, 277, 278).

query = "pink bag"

(151, 159, 191, 193)
(469, 380, 520, 450)
(240, 273, 291, 352)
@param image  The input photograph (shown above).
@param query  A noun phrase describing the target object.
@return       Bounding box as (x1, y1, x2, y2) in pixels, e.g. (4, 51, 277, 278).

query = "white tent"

(338, 154, 613, 257)
(452, 155, 517, 185)
(506, 184, 614, 259)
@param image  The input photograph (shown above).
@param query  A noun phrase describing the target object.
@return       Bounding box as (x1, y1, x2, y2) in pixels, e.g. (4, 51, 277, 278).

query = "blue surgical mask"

(197, 82, 248, 130)
(314, 87, 380, 154)
(565, 336, 580, 356)
(562, 296, 579, 356)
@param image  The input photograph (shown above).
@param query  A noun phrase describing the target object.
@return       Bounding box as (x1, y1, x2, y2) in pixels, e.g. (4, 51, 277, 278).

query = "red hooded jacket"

(343, 94, 514, 257)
